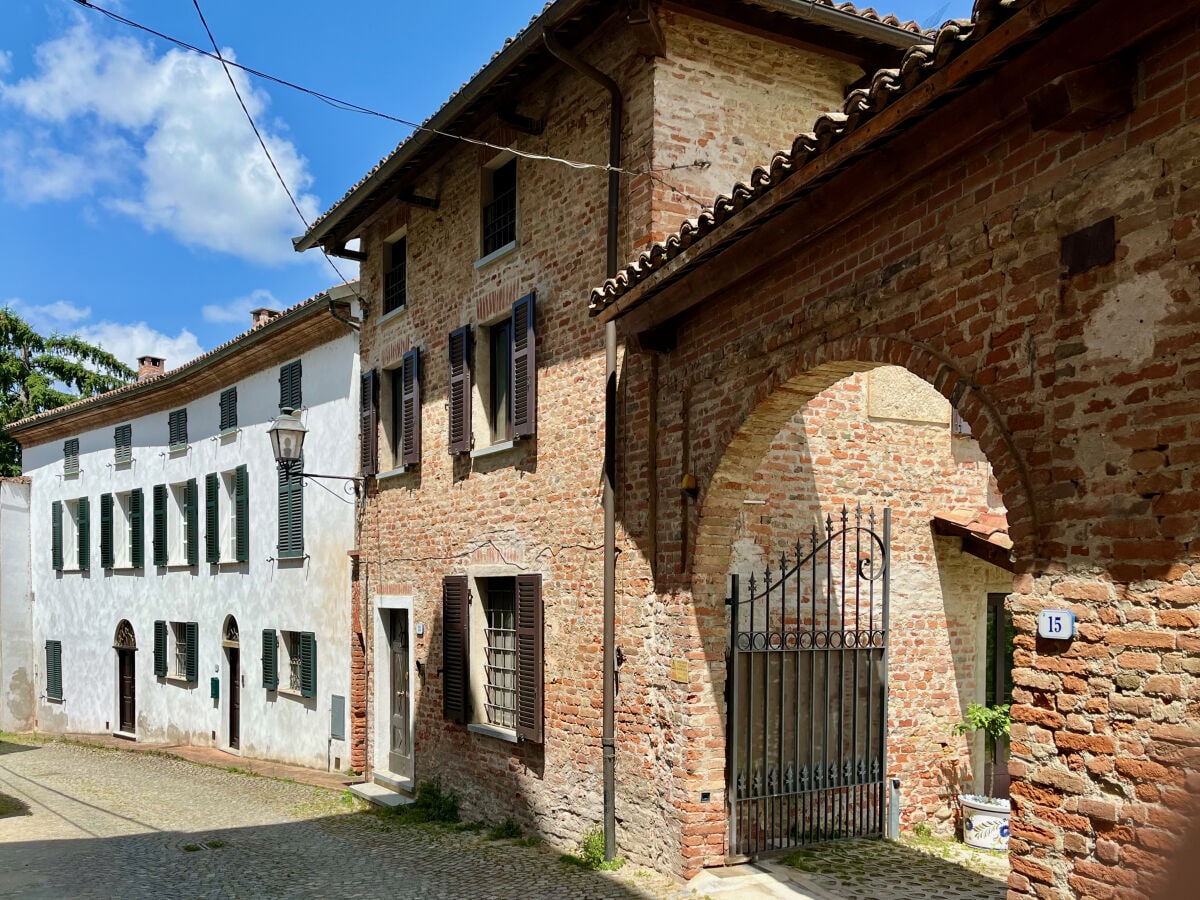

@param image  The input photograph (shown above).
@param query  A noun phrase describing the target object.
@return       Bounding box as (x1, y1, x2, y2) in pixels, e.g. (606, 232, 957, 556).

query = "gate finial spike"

(780, 550, 788, 575)
(840, 504, 848, 526)
(748, 572, 758, 596)
(855, 504, 862, 527)
(869, 506, 876, 529)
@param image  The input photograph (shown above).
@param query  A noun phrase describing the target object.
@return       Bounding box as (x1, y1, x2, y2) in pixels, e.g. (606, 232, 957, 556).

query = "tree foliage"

(0, 307, 135, 475)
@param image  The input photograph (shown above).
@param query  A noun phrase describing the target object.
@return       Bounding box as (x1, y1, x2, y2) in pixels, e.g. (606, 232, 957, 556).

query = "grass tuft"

(560, 824, 625, 871)
(487, 817, 522, 841)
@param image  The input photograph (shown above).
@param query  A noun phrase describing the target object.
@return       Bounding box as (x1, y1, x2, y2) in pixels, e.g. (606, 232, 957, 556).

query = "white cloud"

(0, 20, 319, 264)
(18, 299, 93, 331)
(201, 288, 281, 325)
(77, 321, 203, 372)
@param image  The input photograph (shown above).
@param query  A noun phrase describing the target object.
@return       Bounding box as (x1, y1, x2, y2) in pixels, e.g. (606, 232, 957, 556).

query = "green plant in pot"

(952, 702, 1011, 851)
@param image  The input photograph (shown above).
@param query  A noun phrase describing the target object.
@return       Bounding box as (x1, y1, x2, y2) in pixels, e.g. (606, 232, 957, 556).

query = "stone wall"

(614, 13, 1200, 892)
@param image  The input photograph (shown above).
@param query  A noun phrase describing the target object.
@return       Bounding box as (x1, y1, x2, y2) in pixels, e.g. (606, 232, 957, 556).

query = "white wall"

(0, 480, 34, 732)
(25, 331, 358, 770)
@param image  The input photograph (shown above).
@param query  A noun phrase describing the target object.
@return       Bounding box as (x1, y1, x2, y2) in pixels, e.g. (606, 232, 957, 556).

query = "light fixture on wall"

(267, 408, 363, 494)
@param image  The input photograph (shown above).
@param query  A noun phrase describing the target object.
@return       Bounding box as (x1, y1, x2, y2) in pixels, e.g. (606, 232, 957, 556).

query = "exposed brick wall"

(615, 15, 1200, 891)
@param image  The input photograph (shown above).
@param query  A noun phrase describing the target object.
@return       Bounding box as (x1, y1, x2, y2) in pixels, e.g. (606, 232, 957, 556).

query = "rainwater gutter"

(541, 27, 621, 862)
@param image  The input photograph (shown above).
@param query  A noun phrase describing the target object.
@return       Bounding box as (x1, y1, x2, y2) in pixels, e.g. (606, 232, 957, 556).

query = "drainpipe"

(542, 28, 622, 862)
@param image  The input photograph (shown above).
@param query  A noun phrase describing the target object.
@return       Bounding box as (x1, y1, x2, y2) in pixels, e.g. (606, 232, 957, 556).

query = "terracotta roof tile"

(590, 0, 1023, 312)
(933, 508, 1013, 551)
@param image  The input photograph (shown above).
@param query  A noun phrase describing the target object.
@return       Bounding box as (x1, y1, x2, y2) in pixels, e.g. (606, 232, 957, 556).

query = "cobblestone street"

(0, 738, 1008, 900)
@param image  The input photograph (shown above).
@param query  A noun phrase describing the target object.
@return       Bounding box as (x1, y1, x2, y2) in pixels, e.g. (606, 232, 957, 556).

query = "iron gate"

(727, 506, 890, 856)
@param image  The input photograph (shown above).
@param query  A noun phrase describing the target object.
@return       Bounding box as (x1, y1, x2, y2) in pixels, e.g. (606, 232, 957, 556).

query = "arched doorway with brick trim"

(661, 334, 1037, 872)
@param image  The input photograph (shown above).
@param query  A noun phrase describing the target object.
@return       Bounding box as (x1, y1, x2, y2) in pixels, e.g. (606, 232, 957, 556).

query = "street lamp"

(267, 408, 362, 492)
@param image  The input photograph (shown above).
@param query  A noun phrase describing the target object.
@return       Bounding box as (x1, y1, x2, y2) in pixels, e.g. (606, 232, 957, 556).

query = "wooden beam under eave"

(600, 0, 1193, 333)
(1026, 57, 1135, 132)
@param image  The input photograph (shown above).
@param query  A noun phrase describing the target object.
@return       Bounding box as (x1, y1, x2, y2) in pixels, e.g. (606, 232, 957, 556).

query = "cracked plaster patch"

(1083, 272, 1170, 365)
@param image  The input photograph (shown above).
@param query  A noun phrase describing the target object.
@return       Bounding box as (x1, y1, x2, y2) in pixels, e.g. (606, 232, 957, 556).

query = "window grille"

(384, 238, 407, 314)
(484, 583, 517, 729)
(482, 159, 517, 256)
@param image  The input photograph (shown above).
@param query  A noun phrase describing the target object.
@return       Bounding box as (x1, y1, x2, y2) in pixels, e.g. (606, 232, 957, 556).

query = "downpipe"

(542, 27, 622, 861)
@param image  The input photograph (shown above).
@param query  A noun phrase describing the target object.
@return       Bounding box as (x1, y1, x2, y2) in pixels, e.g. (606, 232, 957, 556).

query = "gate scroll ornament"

(727, 506, 890, 857)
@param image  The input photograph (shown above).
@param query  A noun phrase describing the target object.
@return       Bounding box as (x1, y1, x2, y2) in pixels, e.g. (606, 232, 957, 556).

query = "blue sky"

(1, 1, 971, 370)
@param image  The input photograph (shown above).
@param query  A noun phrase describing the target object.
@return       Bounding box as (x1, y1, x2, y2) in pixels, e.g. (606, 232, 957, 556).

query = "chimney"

(250, 307, 281, 329)
(137, 356, 165, 381)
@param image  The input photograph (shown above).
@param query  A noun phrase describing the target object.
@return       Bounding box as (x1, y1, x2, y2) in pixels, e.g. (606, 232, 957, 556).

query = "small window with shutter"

(380, 349, 422, 471)
(168, 408, 188, 451)
(219, 388, 238, 434)
(114, 424, 132, 465)
(279, 359, 302, 412)
(45, 640, 63, 701)
(262, 629, 279, 690)
(383, 236, 407, 315)
(279, 630, 316, 698)
(467, 291, 537, 454)
(277, 458, 304, 559)
(168, 621, 198, 682)
(211, 466, 249, 564)
(63, 438, 79, 477)
(55, 499, 86, 572)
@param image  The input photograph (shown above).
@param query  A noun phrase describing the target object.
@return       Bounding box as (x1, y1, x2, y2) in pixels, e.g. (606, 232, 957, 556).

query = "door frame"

(373, 593, 415, 785)
(221, 615, 242, 754)
(112, 619, 137, 739)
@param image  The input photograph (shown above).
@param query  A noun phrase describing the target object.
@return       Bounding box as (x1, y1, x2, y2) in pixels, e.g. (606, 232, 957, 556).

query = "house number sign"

(1037, 609, 1076, 640)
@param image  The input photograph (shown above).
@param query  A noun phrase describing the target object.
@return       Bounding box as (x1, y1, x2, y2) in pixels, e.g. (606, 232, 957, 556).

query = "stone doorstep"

(684, 863, 831, 900)
(350, 780, 414, 808)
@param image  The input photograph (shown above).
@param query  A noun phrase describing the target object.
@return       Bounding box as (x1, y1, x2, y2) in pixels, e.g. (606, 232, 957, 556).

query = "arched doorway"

(222, 616, 241, 751)
(113, 620, 136, 735)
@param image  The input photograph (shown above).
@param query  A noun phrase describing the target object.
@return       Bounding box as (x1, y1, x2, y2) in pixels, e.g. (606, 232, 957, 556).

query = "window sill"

(63, 471, 80, 480)
(470, 439, 516, 460)
(114, 460, 133, 470)
(168, 446, 188, 457)
(217, 558, 246, 568)
(376, 465, 414, 482)
(378, 304, 408, 326)
(468, 722, 519, 744)
(165, 676, 195, 687)
(278, 687, 312, 701)
(219, 428, 238, 441)
(474, 240, 518, 270)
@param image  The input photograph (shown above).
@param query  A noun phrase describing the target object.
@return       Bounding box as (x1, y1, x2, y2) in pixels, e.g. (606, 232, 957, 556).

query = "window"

(154, 620, 197, 681)
(952, 408, 973, 437)
(114, 424, 132, 465)
(168, 408, 188, 450)
(64, 438, 79, 476)
(45, 640, 63, 701)
(219, 388, 238, 433)
(383, 236, 407, 315)
(442, 573, 542, 743)
(104, 488, 145, 569)
(207, 466, 249, 564)
(52, 498, 88, 572)
(481, 157, 517, 257)
(368, 349, 423, 472)
(279, 630, 317, 697)
(277, 461, 304, 559)
(153, 480, 198, 566)
(455, 291, 537, 454)
(279, 359, 302, 412)
(985, 593, 1014, 797)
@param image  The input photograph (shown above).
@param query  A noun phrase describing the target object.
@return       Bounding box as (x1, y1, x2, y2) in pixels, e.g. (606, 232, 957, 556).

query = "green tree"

(0, 307, 134, 475)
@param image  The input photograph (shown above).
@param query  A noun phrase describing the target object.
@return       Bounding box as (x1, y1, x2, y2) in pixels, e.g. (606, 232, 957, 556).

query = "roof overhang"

(294, 0, 927, 255)
(932, 511, 1014, 572)
(9, 292, 358, 450)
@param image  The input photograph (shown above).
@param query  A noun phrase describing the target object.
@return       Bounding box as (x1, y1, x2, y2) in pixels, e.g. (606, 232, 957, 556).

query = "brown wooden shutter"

(441, 575, 469, 723)
(514, 573, 543, 743)
(447, 326, 472, 454)
(401, 348, 421, 467)
(511, 291, 536, 439)
(360, 369, 378, 476)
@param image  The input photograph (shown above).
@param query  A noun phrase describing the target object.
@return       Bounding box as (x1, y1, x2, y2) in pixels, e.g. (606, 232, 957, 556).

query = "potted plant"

(952, 702, 1012, 851)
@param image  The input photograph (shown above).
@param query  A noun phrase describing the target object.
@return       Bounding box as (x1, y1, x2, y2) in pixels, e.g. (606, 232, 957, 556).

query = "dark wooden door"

(388, 610, 412, 778)
(118, 649, 135, 733)
(229, 647, 241, 750)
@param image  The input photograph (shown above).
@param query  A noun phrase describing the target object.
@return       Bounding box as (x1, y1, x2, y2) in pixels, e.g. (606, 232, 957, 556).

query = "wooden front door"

(228, 647, 241, 750)
(118, 648, 135, 733)
(388, 609, 412, 778)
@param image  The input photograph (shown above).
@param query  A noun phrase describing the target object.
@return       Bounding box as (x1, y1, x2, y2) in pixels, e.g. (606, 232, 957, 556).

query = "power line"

(71, 0, 708, 189)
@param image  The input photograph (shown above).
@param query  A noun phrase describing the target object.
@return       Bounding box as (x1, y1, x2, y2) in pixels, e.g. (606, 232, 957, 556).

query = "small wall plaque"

(670, 659, 689, 683)
(1038, 609, 1076, 640)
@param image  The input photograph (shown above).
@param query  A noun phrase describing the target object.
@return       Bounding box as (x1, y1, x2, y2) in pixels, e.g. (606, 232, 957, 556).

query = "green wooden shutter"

(511, 292, 537, 439)
(300, 632, 317, 698)
(234, 465, 249, 563)
(63, 438, 79, 475)
(114, 424, 132, 464)
(130, 488, 144, 568)
(100, 493, 114, 569)
(205, 473, 220, 564)
(152, 484, 167, 566)
(402, 348, 421, 467)
(219, 387, 237, 432)
(184, 622, 199, 682)
(51, 500, 63, 571)
(185, 479, 199, 565)
(279, 360, 302, 411)
(153, 620, 168, 677)
(360, 369, 378, 476)
(262, 629, 278, 690)
(447, 327, 472, 454)
(77, 496, 90, 572)
(442, 575, 470, 723)
(168, 409, 188, 448)
(278, 463, 303, 559)
(45, 640, 63, 701)
(514, 573, 544, 743)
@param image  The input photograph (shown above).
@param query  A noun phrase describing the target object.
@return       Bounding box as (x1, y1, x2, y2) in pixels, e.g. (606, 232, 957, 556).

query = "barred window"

(483, 579, 516, 730)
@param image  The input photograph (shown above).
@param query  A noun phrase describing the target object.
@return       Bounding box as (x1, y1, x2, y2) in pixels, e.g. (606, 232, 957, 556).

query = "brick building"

(293, 0, 927, 873)
(593, 0, 1200, 895)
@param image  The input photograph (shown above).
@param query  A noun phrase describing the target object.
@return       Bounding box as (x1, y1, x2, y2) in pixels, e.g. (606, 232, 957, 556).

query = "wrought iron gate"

(727, 506, 890, 856)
